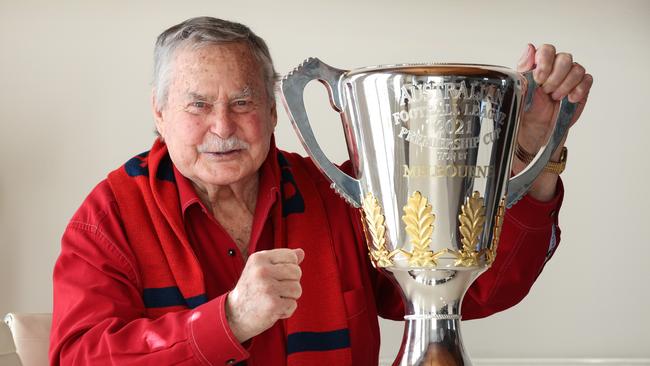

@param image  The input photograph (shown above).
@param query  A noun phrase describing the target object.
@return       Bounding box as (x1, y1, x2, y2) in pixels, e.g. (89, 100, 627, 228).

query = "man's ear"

(152, 89, 165, 137)
(270, 102, 278, 129)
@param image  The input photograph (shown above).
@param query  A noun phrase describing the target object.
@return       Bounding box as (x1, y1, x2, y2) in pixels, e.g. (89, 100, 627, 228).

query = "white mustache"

(197, 137, 250, 153)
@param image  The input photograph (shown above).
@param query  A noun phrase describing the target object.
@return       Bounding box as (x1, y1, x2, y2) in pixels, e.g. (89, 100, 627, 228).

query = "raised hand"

(513, 43, 594, 201)
(225, 248, 304, 342)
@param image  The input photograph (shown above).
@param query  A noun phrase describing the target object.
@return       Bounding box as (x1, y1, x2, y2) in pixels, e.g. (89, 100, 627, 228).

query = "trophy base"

(393, 317, 471, 366)
(386, 267, 481, 366)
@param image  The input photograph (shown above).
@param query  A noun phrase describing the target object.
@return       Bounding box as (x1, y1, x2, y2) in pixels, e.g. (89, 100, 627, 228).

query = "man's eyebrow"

(231, 86, 252, 99)
(186, 92, 210, 101)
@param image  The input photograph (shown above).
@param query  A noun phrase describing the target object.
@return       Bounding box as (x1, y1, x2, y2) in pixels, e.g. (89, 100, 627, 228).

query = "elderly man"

(50, 17, 592, 366)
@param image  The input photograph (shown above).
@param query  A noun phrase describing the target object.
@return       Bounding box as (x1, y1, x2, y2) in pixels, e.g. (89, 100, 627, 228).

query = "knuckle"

(289, 252, 299, 263)
(541, 79, 559, 92)
(543, 77, 559, 88)
(541, 43, 556, 53)
(284, 264, 301, 280)
(286, 300, 297, 314)
(248, 252, 262, 265)
(535, 63, 551, 76)
(277, 264, 290, 278)
(568, 90, 582, 102)
(554, 85, 570, 96)
(285, 264, 298, 279)
(557, 52, 573, 65)
(574, 85, 588, 98)
(252, 265, 267, 278)
(573, 63, 586, 75)
(569, 85, 588, 102)
(556, 58, 571, 71)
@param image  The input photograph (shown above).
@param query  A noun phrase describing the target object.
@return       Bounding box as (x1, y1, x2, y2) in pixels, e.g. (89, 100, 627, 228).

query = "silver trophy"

(280, 58, 575, 365)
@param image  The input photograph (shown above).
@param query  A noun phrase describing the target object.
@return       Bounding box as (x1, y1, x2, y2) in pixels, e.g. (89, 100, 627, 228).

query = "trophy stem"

(387, 268, 479, 366)
(393, 315, 471, 366)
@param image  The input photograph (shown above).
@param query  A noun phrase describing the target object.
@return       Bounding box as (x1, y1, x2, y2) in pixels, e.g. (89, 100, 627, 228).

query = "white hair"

(153, 17, 278, 111)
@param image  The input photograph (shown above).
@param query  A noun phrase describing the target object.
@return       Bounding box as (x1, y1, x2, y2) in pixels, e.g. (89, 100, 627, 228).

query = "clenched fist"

(225, 248, 304, 342)
(514, 43, 593, 201)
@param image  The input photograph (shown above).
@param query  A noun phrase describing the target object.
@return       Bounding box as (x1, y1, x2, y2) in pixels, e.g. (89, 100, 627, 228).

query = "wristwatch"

(515, 144, 567, 175)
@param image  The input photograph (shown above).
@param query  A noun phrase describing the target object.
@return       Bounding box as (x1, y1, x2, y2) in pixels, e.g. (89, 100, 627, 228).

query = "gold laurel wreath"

(486, 198, 506, 264)
(454, 191, 486, 267)
(361, 193, 396, 267)
(402, 191, 441, 267)
(362, 191, 497, 268)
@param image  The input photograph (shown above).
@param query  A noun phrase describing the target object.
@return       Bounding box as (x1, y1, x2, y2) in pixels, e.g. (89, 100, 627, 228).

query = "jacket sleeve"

(50, 181, 249, 366)
(371, 181, 564, 321)
(461, 181, 564, 320)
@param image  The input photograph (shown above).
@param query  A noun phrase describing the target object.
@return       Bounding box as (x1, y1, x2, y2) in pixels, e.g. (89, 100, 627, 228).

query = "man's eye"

(232, 100, 254, 112)
(185, 101, 212, 114)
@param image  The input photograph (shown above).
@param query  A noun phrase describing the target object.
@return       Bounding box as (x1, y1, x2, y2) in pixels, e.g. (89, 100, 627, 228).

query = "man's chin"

(198, 166, 258, 187)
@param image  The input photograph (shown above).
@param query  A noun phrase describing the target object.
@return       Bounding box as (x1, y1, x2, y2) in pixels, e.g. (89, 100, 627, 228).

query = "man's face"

(154, 42, 277, 191)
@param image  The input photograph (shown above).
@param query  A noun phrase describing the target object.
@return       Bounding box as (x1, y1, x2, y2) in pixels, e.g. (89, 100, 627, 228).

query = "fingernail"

(567, 94, 576, 103)
(551, 91, 562, 101)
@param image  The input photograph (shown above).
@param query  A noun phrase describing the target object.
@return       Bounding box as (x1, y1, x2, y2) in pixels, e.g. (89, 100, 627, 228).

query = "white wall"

(1, 0, 648, 361)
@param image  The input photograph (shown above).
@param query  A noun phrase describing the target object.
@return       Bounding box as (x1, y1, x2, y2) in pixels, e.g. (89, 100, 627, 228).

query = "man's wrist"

(512, 144, 567, 202)
(189, 294, 250, 365)
(225, 291, 252, 343)
(515, 144, 567, 176)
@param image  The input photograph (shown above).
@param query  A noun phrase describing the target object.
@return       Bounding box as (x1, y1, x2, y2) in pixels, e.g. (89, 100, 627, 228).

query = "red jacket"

(50, 145, 563, 366)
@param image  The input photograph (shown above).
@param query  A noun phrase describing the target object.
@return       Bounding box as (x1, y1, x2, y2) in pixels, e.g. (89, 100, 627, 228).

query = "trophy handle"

(280, 57, 362, 207)
(505, 71, 578, 208)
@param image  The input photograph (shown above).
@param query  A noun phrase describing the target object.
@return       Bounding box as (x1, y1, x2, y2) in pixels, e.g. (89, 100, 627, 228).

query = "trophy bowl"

(280, 58, 575, 365)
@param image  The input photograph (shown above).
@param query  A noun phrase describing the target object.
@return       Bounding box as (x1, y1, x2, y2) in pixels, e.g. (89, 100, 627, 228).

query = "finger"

(268, 263, 302, 281)
(568, 73, 593, 104)
(541, 52, 573, 95)
(277, 298, 298, 319)
(516, 43, 536, 72)
(550, 62, 585, 101)
(533, 44, 557, 85)
(259, 248, 300, 264)
(294, 248, 305, 264)
(259, 279, 298, 301)
(277, 280, 302, 300)
(568, 75, 593, 126)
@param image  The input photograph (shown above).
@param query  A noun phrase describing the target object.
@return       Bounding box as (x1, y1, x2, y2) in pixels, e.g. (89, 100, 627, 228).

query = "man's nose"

(208, 106, 236, 138)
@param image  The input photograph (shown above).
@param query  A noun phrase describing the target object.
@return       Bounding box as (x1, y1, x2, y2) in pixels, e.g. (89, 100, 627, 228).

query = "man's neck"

(191, 174, 259, 259)
(192, 173, 259, 216)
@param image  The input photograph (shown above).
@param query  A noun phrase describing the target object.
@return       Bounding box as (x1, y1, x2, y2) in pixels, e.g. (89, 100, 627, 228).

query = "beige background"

(1, 0, 648, 361)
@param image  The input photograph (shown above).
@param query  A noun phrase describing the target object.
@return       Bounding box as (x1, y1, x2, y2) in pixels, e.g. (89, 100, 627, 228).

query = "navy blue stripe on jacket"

(286, 329, 351, 354)
(142, 286, 207, 309)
